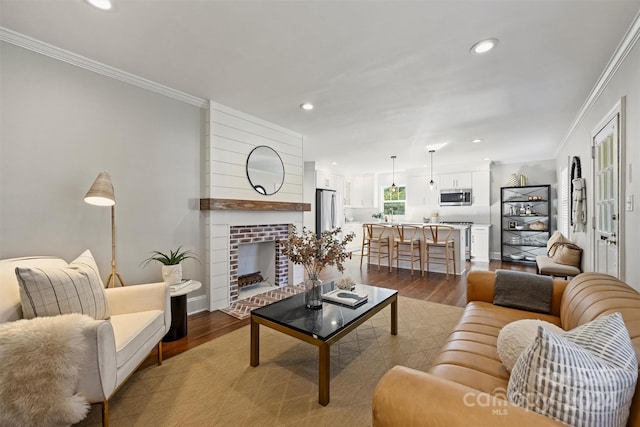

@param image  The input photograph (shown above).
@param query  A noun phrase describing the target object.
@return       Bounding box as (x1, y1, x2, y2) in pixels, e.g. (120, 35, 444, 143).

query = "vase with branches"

(279, 226, 354, 309)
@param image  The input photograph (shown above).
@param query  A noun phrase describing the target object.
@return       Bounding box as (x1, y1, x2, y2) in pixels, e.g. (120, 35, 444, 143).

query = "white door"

(592, 112, 620, 277)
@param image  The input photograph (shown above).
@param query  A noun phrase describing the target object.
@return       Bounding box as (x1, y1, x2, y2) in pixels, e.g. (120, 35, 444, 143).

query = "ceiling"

(2, 0, 639, 175)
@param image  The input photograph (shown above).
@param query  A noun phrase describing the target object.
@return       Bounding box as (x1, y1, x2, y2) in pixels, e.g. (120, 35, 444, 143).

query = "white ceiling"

(2, 0, 639, 175)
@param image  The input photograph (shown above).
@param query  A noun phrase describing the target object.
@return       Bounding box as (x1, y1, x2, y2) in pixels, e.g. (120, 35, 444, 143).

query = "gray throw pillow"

(16, 250, 109, 320)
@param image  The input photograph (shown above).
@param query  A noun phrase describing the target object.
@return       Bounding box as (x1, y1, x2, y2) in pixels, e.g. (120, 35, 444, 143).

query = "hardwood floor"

(159, 258, 536, 361)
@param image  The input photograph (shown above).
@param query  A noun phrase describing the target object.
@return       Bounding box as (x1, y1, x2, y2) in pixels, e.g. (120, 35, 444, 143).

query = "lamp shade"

(84, 172, 115, 206)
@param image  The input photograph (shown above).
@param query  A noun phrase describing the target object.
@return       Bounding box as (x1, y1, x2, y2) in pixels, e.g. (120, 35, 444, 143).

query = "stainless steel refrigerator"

(316, 189, 340, 237)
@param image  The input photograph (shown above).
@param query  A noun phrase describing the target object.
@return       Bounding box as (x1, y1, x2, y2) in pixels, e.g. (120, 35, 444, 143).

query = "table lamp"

(84, 172, 125, 288)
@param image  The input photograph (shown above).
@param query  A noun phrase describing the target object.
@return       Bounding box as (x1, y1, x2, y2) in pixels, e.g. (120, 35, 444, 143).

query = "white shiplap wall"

(204, 101, 305, 310)
(204, 101, 303, 201)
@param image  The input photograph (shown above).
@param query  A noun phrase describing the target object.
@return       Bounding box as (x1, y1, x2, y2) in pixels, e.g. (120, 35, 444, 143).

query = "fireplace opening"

(228, 224, 290, 304)
(238, 241, 278, 299)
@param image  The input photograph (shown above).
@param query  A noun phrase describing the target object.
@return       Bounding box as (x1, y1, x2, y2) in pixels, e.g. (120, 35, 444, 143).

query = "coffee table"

(250, 282, 398, 405)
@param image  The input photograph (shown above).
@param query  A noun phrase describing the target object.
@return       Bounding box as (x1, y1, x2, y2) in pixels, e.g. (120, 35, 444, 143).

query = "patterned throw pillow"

(507, 313, 638, 427)
(16, 250, 110, 320)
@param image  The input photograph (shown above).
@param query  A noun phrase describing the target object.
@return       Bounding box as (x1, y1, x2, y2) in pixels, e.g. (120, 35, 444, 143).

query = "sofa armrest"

(466, 271, 500, 303)
(105, 282, 168, 315)
(77, 319, 117, 403)
(466, 271, 569, 317)
(372, 366, 565, 427)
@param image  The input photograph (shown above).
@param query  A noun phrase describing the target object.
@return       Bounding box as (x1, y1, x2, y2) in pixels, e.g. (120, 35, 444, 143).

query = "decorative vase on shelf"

(507, 173, 520, 187)
(304, 276, 323, 309)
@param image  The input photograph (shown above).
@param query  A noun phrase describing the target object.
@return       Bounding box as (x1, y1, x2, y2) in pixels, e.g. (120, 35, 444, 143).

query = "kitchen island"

(361, 223, 467, 276)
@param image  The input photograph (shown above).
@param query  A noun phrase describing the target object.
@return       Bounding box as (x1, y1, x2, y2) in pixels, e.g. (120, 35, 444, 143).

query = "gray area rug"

(76, 297, 463, 426)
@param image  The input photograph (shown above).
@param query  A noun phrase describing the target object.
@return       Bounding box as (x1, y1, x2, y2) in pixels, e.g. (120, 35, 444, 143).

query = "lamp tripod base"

(105, 271, 126, 288)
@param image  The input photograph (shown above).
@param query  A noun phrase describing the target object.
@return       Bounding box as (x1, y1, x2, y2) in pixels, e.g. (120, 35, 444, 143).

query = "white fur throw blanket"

(0, 314, 91, 427)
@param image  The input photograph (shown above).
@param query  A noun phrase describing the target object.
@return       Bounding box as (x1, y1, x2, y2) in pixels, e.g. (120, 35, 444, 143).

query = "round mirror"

(246, 145, 285, 195)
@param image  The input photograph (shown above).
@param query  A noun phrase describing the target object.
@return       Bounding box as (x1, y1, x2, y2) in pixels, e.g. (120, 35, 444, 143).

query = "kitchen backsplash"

(346, 206, 490, 224)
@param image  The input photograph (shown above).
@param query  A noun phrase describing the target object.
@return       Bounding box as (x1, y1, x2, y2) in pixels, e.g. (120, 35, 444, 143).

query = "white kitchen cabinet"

(471, 170, 490, 206)
(471, 225, 490, 263)
(316, 170, 337, 190)
(349, 176, 363, 206)
(407, 175, 440, 210)
(344, 181, 352, 206)
(342, 222, 363, 252)
(439, 172, 472, 189)
(349, 173, 376, 207)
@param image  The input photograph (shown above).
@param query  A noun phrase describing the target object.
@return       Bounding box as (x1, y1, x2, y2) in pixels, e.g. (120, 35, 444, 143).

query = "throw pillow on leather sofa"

(372, 271, 640, 427)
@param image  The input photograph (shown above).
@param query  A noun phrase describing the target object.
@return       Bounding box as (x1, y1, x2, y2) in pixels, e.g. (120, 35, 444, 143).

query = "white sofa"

(0, 255, 171, 427)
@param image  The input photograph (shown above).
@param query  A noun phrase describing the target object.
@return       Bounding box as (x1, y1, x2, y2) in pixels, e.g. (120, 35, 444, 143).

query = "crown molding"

(0, 26, 208, 109)
(557, 11, 640, 154)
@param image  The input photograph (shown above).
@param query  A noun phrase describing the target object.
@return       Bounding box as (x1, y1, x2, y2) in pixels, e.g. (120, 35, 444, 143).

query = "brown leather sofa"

(372, 271, 640, 426)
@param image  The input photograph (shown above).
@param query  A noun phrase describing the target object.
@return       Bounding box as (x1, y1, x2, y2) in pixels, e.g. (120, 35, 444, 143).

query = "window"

(383, 186, 406, 215)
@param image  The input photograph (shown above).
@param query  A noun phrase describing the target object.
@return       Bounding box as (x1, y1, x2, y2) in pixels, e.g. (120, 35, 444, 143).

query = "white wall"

(556, 36, 640, 286)
(204, 101, 303, 201)
(0, 43, 205, 304)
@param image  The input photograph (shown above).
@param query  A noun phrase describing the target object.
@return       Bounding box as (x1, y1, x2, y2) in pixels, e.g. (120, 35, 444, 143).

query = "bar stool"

(422, 224, 456, 279)
(360, 223, 392, 272)
(392, 224, 423, 275)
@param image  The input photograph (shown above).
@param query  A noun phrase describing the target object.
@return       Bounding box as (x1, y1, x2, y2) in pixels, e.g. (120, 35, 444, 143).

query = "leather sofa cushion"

(110, 310, 165, 369)
(428, 301, 561, 396)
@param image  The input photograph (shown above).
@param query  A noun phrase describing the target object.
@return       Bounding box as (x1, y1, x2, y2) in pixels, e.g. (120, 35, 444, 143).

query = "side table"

(163, 280, 202, 342)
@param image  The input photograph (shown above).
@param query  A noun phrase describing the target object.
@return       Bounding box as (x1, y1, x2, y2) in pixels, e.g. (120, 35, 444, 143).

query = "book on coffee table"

(322, 288, 368, 307)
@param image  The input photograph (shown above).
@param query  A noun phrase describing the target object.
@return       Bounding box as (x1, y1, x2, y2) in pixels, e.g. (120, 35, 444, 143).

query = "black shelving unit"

(501, 185, 551, 264)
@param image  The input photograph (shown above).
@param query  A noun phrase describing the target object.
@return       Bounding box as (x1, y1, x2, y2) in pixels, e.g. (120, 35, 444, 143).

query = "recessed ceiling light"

(470, 38, 499, 55)
(300, 102, 314, 111)
(331, 162, 337, 166)
(471, 139, 483, 143)
(84, 0, 113, 10)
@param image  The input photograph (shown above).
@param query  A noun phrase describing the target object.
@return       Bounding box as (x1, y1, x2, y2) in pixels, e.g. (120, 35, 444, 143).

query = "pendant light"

(390, 155, 397, 193)
(428, 150, 436, 190)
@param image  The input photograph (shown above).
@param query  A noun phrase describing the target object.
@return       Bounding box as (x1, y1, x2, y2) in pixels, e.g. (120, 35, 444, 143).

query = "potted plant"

(279, 226, 354, 309)
(142, 246, 199, 285)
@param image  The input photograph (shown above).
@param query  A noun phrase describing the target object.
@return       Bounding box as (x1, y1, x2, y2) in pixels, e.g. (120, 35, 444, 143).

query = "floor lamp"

(84, 172, 125, 288)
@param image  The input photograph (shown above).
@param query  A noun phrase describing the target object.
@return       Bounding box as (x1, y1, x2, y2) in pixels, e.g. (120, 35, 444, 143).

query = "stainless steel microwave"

(439, 189, 472, 206)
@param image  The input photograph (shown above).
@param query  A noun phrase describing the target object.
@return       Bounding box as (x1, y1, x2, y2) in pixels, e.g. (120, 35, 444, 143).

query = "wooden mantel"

(200, 198, 311, 212)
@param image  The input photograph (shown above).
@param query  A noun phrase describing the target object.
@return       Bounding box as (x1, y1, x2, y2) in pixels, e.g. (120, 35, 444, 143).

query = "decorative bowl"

(529, 221, 547, 231)
(515, 225, 525, 230)
(510, 254, 524, 260)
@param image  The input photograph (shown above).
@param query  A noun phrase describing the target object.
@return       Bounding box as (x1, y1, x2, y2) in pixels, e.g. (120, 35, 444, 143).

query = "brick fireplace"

(228, 224, 289, 302)
(201, 199, 309, 311)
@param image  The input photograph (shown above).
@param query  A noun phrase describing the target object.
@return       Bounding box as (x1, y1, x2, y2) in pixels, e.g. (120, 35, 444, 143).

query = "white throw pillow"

(497, 319, 564, 371)
(16, 250, 110, 320)
(507, 313, 638, 427)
